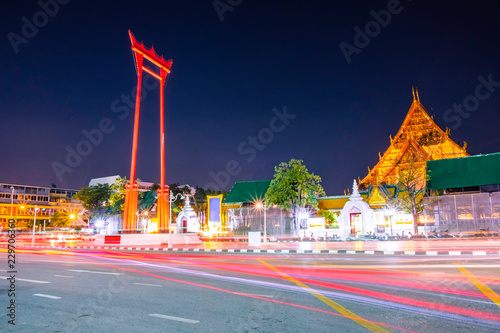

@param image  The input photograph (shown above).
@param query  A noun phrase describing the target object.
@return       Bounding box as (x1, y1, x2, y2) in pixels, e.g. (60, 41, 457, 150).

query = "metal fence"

(422, 192, 500, 233)
(226, 205, 297, 236)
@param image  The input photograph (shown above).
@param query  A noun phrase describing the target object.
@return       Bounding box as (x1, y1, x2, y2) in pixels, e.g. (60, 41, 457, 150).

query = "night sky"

(2, 1, 500, 195)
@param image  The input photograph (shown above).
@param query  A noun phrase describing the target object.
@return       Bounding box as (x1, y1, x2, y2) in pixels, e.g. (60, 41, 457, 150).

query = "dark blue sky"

(1, 0, 500, 194)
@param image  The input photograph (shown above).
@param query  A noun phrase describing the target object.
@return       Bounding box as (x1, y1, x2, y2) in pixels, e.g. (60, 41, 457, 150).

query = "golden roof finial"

(416, 87, 420, 102)
(412, 86, 416, 102)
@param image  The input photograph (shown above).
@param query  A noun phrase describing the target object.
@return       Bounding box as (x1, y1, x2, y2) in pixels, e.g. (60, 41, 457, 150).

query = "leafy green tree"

(107, 177, 152, 215)
(265, 159, 325, 234)
(317, 210, 337, 228)
(49, 210, 71, 228)
(109, 177, 128, 213)
(167, 183, 191, 208)
(74, 183, 113, 222)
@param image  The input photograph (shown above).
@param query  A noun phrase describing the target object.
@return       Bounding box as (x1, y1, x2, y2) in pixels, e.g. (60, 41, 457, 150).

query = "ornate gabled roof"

(360, 89, 469, 188)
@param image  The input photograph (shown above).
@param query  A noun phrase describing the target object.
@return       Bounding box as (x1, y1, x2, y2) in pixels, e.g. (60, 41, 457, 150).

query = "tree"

(107, 177, 151, 215)
(167, 183, 192, 208)
(265, 159, 325, 234)
(393, 156, 427, 234)
(74, 183, 113, 223)
(317, 210, 337, 228)
(49, 210, 71, 228)
(109, 177, 128, 213)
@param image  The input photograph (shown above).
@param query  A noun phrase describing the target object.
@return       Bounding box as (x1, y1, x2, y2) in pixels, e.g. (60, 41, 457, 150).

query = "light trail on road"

(7, 247, 500, 332)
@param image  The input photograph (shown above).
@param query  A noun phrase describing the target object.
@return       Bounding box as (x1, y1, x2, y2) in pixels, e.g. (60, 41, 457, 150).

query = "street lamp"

(255, 201, 267, 243)
(384, 208, 395, 237)
(141, 211, 149, 234)
(298, 210, 310, 239)
(165, 192, 183, 246)
(31, 205, 40, 246)
(10, 186, 15, 217)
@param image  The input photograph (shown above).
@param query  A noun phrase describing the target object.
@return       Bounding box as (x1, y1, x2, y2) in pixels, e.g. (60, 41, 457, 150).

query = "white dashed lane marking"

(134, 283, 162, 287)
(33, 293, 61, 300)
(0, 276, 50, 284)
(148, 314, 199, 324)
(68, 269, 123, 275)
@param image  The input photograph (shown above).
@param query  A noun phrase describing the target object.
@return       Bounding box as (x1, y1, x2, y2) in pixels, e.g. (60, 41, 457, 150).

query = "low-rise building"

(0, 182, 83, 230)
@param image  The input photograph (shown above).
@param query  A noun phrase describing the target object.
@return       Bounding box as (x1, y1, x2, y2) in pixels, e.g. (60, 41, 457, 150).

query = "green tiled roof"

(223, 180, 272, 204)
(426, 153, 500, 190)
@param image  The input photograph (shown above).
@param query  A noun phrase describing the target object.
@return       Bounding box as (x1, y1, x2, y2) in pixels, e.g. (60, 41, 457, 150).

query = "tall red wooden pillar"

(123, 50, 143, 233)
(157, 67, 170, 232)
(123, 31, 172, 233)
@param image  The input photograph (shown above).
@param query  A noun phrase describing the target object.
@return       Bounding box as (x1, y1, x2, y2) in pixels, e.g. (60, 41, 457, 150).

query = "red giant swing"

(122, 31, 173, 233)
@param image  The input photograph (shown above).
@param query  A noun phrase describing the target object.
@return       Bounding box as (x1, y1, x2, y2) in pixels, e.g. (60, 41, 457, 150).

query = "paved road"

(9, 236, 500, 252)
(1, 248, 500, 332)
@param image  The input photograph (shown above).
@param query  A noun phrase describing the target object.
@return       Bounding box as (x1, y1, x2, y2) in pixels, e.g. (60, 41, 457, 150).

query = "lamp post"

(10, 186, 15, 217)
(32, 205, 39, 246)
(166, 192, 183, 247)
(255, 201, 267, 243)
(263, 202, 267, 243)
(385, 208, 395, 237)
(142, 211, 149, 234)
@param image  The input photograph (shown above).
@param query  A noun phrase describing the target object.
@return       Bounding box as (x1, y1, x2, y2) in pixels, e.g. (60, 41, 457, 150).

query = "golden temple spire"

(412, 86, 420, 103)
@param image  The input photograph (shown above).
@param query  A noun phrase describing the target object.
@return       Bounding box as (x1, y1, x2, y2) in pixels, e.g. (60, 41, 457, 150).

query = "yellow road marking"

(258, 258, 391, 333)
(454, 263, 500, 307)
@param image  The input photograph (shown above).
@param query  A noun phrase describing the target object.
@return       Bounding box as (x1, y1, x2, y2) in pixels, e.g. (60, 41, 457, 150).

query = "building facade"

(0, 182, 83, 230)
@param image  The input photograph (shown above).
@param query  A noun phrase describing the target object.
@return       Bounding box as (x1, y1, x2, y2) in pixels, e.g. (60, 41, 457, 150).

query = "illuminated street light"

(298, 209, 310, 239)
(10, 186, 14, 217)
(167, 192, 183, 246)
(141, 211, 149, 234)
(384, 208, 396, 237)
(254, 200, 267, 243)
(32, 205, 40, 246)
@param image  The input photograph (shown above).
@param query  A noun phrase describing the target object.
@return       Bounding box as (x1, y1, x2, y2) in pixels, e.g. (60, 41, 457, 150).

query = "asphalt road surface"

(1, 248, 499, 332)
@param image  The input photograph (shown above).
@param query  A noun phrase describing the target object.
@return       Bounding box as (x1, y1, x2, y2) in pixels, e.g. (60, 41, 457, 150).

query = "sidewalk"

(7, 238, 500, 256)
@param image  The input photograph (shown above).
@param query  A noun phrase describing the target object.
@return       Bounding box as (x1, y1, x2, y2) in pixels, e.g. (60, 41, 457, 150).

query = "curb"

(4, 244, 500, 256)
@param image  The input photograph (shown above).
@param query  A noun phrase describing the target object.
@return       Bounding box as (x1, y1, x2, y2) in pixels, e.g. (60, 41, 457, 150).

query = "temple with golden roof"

(318, 89, 469, 237)
(360, 88, 468, 189)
